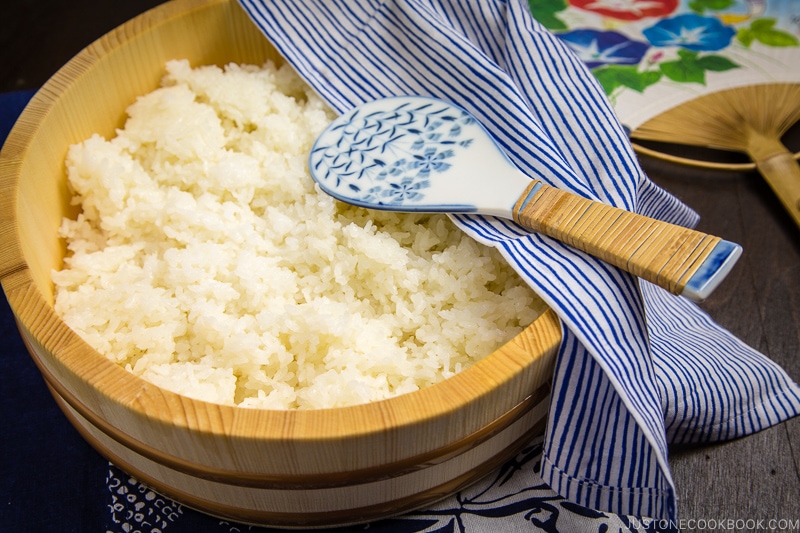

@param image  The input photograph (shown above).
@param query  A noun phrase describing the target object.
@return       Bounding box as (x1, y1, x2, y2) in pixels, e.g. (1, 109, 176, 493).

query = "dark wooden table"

(2, 1, 799, 531)
(644, 155, 800, 529)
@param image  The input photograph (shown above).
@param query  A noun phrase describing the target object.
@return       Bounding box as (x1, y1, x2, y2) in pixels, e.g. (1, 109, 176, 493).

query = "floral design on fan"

(529, 0, 799, 102)
(569, 0, 679, 21)
(556, 29, 651, 68)
(310, 99, 475, 205)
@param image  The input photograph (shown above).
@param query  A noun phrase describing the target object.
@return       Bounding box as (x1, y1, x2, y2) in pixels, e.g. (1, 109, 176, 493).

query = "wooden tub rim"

(0, 0, 562, 446)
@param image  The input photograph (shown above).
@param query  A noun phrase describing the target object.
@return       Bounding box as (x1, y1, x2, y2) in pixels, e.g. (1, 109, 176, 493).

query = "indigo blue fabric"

(237, 0, 800, 520)
(0, 92, 110, 531)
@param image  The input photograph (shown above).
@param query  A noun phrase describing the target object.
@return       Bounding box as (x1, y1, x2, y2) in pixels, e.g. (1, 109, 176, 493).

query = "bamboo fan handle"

(512, 180, 742, 302)
(752, 146, 800, 229)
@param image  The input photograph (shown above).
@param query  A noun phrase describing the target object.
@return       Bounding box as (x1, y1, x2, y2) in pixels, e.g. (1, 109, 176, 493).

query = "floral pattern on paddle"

(309, 98, 475, 205)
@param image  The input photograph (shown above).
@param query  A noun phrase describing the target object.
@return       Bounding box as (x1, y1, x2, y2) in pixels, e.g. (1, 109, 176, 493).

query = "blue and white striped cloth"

(237, 0, 800, 521)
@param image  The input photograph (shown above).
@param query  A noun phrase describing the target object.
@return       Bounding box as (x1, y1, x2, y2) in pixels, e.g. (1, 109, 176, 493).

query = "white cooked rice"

(52, 59, 543, 409)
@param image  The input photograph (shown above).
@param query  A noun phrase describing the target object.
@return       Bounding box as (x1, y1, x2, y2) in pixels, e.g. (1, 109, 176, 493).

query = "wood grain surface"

(644, 153, 800, 527)
(2, 0, 799, 530)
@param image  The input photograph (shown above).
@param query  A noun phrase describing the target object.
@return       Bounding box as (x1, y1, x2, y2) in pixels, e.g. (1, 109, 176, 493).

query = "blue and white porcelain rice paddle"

(309, 96, 741, 302)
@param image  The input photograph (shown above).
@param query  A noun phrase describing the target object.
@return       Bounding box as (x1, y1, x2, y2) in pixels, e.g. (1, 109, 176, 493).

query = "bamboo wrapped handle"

(512, 180, 741, 301)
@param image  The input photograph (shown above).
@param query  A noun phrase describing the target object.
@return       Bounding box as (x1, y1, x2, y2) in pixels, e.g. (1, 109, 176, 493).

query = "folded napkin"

(237, 0, 800, 521)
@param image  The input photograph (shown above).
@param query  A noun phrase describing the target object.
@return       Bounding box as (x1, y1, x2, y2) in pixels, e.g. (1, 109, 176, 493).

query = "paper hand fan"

(529, 0, 800, 228)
